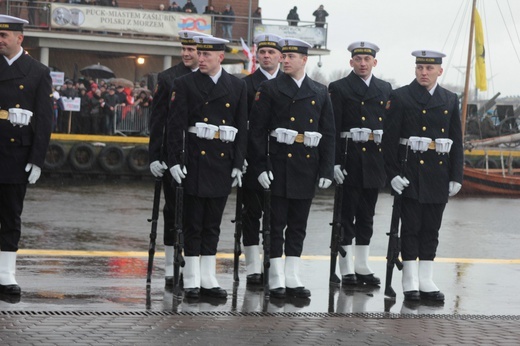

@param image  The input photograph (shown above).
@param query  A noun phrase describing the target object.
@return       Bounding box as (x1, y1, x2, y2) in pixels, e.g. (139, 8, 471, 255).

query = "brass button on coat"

(201, 151, 206, 155)
(288, 153, 292, 158)
(420, 160, 424, 164)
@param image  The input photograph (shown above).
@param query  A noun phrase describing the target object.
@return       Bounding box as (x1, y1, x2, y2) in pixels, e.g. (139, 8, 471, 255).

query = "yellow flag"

(474, 8, 487, 91)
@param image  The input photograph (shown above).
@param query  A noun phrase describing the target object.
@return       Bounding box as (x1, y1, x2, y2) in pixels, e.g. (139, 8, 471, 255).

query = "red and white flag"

(240, 38, 256, 74)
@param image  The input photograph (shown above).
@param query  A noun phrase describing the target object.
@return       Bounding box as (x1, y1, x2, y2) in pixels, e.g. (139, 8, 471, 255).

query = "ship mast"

(461, 0, 477, 140)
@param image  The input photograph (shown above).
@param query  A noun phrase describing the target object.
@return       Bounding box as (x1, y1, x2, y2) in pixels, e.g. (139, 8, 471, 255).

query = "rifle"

(172, 131, 186, 296)
(232, 186, 243, 282)
(329, 182, 346, 285)
(146, 177, 162, 287)
(384, 145, 409, 298)
(329, 137, 347, 285)
(262, 134, 272, 297)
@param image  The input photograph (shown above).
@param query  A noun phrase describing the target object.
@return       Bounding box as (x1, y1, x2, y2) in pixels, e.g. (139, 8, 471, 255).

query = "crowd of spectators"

(52, 78, 152, 135)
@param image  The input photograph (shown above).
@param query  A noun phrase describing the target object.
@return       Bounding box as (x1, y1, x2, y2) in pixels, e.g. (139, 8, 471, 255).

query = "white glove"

(242, 159, 248, 174)
(231, 168, 243, 187)
(25, 163, 41, 184)
(448, 181, 462, 197)
(390, 175, 410, 195)
(258, 171, 274, 189)
(333, 165, 347, 184)
(318, 178, 332, 189)
(150, 160, 168, 178)
(169, 164, 187, 184)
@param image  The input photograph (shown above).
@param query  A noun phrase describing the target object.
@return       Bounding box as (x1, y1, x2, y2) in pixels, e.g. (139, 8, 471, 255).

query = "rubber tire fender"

(69, 143, 96, 171)
(44, 142, 67, 170)
(98, 144, 125, 172)
(127, 145, 150, 173)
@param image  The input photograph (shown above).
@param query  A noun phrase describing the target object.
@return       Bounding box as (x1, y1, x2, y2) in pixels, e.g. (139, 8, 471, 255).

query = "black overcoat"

(0, 53, 53, 183)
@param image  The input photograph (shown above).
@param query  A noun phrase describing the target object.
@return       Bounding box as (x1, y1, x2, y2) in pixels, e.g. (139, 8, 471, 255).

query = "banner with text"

(50, 4, 212, 36)
(253, 25, 326, 47)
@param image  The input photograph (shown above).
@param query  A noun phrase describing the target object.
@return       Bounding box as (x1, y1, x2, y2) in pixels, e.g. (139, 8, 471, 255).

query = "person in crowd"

(203, 5, 219, 15)
(252, 7, 262, 25)
(166, 35, 247, 300)
(148, 30, 210, 288)
(169, 1, 182, 11)
(158, 4, 166, 11)
(103, 85, 119, 135)
(382, 50, 463, 302)
(329, 41, 392, 287)
(60, 79, 78, 133)
(115, 85, 127, 106)
(287, 6, 299, 26)
(89, 89, 104, 134)
(313, 4, 328, 28)
(0, 15, 53, 296)
(241, 33, 283, 286)
(86, 82, 98, 99)
(182, 0, 197, 13)
(248, 38, 335, 299)
(78, 85, 91, 134)
(221, 4, 235, 41)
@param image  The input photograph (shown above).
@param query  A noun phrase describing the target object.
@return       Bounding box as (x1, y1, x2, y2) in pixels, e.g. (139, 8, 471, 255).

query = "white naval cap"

(279, 38, 312, 55)
(254, 33, 283, 52)
(194, 35, 229, 51)
(178, 30, 212, 46)
(0, 14, 28, 31)
(412, 50, 446, 64)
(347, 41, 380, 57)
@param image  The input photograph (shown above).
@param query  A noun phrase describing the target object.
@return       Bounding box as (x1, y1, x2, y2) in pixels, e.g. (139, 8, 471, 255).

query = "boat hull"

(462, 166, 520, 196)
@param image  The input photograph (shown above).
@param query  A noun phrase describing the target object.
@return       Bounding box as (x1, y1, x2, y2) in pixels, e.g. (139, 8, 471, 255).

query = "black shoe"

(200, 287, 227, 299)
(355, 273, 381, 286)
(269, 287, 286, 299)
(420, 290, 445, 301)
(286, 287, 311, 298)
(165, 277, 173, 288)
(403, 290, 420, 301)
(0, 284, 21, 296)
(246, 273, 262, 285)
(341, 274, 357, 285)
(184, 288, 200, 299)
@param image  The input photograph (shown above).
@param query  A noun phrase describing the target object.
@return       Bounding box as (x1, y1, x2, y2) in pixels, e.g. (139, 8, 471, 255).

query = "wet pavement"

(1, 179, 520, 345)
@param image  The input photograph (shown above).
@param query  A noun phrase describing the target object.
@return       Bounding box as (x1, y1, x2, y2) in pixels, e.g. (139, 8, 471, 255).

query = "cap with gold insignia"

(0, 14, 28, 32)
(254, 34, 283, 52)
(279, 38, 312, 55)
(347, 41, 379, 57)
(412, 50, 446, 64)
(178, 30, 212, 46)
(194, 36, 229, 51)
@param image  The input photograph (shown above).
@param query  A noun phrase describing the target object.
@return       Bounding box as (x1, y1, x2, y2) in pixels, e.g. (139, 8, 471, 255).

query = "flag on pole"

(474, 8, 487, 91)
(251, 44, 257, 74)
(240, 38, 255, 74)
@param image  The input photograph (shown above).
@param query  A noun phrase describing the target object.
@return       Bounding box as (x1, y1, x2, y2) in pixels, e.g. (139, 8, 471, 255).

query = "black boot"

(286, 287, 311, 298)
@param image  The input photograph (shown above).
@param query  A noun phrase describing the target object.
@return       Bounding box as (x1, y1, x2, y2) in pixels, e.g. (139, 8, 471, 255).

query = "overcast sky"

(259, 0, 520, 98)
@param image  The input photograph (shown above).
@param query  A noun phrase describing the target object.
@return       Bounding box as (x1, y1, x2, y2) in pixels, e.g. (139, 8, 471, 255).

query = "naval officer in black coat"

(148, 30, 210, 288)
(329, 41, 392, 286)
(383, 50, 463, 302)
(0, 15, 53, 296)
(248, 38, 335, 299)
(241, 33, 283, 286)
(167, 35, 248, 299)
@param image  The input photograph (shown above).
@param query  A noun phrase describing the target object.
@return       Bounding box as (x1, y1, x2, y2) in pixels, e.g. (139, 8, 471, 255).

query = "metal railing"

(3, 1, 327, 48)
(114, 104, 150, 136)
